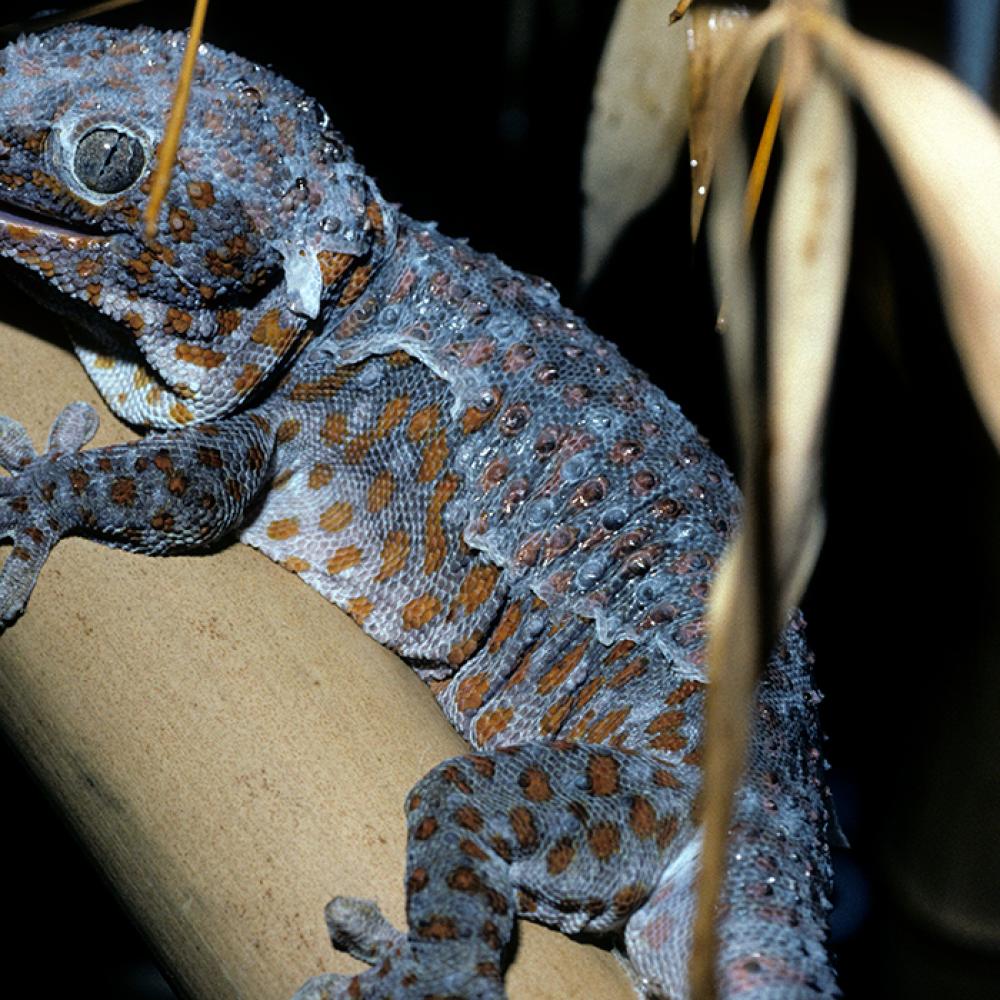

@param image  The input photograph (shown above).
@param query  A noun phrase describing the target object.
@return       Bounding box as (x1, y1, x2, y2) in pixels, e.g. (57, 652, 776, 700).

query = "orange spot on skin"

(539, 696, 573, 736)
(375, 530, 410, 582)
(233, 364, 263, 394)
(587, 754, 621, 796)
(347, 596, 374, 623)
(308, 463, 334, 489)
(488, 600, 522, 654)
(453, 564, 501, 616)
(666, 679, 705, 705)
(407, 403, 440, 443)
(461, 387, 503, 434)
(603, 639, 636, 665)
(474, 707, 514, 743)
(282, 556, 311, 573)
(402, 593, 443, 630)
(587, 706, 631, 743)
(448, 633, 482, 666)
(645, 710, 687, 751)
(327, 545, 362, 574)
(546, 838, 576, 875)
(187, 180, 216, 209)
(367, 470, 395, 512)
(338, 263, 372, 306)
(424, 472, 461, 575)
(267, 517, 299, 540)
(508, 805, 539, 850)
(251, 309, 296, 355)
(321, 411, 348, 444)
(175, 342, 226, 369)
(319, 501, 353, 532)
(169, 402, 194, 424)
(343, 395, 410, 465)
(289, 369, 355, 401)
(536, 638, 590, 696)
(588, 822, 621, 861)
(317, 249, 352, 286)
(519, 767, 553, 803)
(608, 656, 649, 689)
(456, 673, 490, 712)
(276, 418, 301, 442)
(417, 429, 449, 483)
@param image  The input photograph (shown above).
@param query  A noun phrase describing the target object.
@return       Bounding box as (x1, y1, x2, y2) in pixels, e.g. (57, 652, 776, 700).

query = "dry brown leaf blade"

(767, 56, 855, 610)
(686, 5, 751, 241)
(581, 0, 689, 284)
(692, 86, 759, 1000)
(814, 15, 1000, 451)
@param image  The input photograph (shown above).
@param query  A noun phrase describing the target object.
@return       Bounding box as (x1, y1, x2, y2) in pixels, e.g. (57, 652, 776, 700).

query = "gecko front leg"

(0, 402, 279, 627)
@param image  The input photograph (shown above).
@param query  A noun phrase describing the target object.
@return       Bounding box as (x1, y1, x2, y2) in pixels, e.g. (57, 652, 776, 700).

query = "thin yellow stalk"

(743, 69, 785, 236)
(143, 0, 210, 240)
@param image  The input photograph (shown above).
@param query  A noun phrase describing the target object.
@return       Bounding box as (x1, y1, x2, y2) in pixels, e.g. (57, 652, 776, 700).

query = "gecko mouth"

(0, 199, 112, 246)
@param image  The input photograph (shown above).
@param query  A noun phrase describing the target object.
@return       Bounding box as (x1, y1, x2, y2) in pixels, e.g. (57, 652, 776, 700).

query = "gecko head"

(0, 23, 393, 425)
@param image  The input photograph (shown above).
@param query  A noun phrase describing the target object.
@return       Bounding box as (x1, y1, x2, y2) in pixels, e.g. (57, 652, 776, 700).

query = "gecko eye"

(73, 127, 146, 195)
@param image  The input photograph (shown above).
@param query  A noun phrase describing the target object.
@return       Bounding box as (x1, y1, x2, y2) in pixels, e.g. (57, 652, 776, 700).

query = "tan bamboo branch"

(0, 311, 630, 999)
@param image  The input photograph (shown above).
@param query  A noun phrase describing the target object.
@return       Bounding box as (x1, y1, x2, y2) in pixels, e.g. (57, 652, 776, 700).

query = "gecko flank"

(0, 24, 837, 999)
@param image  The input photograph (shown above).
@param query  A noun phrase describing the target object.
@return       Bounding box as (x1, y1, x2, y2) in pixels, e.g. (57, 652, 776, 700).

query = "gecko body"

(0, 25, 837, 999)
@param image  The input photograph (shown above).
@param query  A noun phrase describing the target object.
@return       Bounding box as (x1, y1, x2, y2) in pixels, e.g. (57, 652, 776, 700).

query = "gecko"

(0, 24, 837, 1000)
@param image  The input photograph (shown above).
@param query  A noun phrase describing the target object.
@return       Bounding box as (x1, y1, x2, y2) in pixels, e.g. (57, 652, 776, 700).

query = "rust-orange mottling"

(266, 517, 300, 540)
(375, 530, 410, 582)
(453, 564, 500, 616)
(456, 673, 491, 712)
(318, 501, 353, 533)
(424, 472, 461, 575)
(536, 638, 590, 696)
(366, 470, 395, 512)
(475, 707, 514, 743)
(327, 545, 363, 574)
(402, 593, 443, 630)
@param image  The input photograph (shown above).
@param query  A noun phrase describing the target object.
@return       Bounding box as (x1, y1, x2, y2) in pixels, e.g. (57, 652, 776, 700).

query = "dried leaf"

(686, 5, 751, 240)
(692, 80, 759, 1000)
(581, 0, 689, 284)
(814, 14, 1000, 451)
(767, 58, 854, 610)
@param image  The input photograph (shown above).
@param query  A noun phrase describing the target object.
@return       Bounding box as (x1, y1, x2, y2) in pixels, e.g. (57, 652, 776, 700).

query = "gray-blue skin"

(0, 24, 837, 998)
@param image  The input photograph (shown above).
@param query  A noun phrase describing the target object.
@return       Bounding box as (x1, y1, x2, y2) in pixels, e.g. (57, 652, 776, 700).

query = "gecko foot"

(323, 896, 403, 965)
(0, 403, 96, 628)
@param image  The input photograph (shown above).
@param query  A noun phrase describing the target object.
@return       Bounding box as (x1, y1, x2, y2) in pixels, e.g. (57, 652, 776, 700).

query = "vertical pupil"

(74, 128, 144, 194)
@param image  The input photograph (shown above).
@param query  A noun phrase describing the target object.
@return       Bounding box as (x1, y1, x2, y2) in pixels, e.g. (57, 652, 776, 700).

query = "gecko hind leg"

(295, 742, 695, 1000)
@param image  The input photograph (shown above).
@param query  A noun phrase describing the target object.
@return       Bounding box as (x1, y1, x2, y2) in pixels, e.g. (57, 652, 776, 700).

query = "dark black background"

(1, 2, 999, 997)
